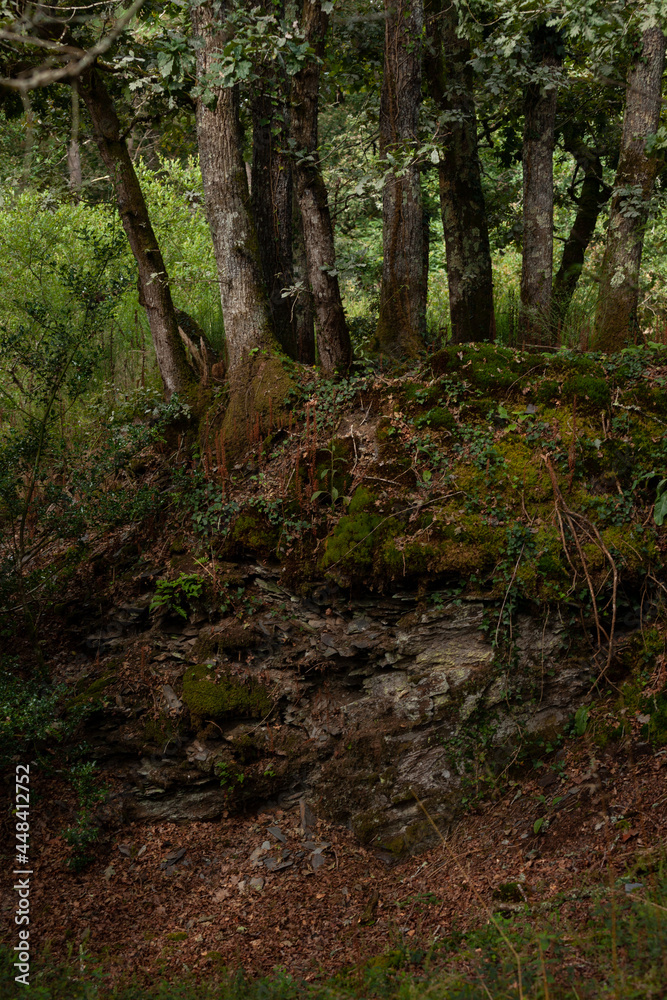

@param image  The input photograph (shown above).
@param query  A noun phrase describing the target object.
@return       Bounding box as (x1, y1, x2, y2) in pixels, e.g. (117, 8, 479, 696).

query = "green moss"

(165, 932, 187, 942)
(182, 665, 272, 721)
(320, 509, 384, 574)
(416, 407, 456, 431)
(229, 510, 278, 557)
(562, 375, 610, 412)
(348, 486, 377, 515)
(70, 673, 114, 707)
(536, 379, 560, 405)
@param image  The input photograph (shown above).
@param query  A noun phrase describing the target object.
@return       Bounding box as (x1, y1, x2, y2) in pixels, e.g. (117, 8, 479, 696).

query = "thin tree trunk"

(251, 92, 297, 358)
(292, 185, 316, 363)
(291, 0, 351, 373)
(552, 150, 610, 331)
(191, 2, 277, 372)
(78, 68, 194, 399)
(593, 25, 666, 352)
(520, 32, 561, 344)
(425, 0, 494, 344)
(375, 0, 425, 358)
(67, 79, 82, 195)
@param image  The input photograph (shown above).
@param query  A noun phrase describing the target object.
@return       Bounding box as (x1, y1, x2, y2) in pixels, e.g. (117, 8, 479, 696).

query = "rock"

(162, 684, 182, 711)
(249, 877, 265, 892)
(310, 853, 326, 872)
(300, 799, 317, 834)
(267, 825, 286, 843)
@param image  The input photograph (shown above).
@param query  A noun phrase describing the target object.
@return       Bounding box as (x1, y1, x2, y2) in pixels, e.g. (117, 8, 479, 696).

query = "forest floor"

(2, 719, 666, 994)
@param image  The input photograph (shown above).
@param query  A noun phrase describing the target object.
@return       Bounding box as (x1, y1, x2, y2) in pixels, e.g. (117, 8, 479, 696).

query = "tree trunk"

(291, 0, 351, 373)
(78, 68, 194, 399)
(191, 2, 277, 372)
(67, 79, 82, 195)
(425, 0, 494, 344)
(375, 0, 425, 358)
(593, 25, 666, 352)
(520, 31, 561, 344)
(251, 92, 297, 359)
(292, 185, 316, 363)
(552, 149, 610, 332)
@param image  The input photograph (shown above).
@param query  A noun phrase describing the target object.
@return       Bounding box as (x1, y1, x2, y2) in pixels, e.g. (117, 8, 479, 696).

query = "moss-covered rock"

(182, 665, 272, 721)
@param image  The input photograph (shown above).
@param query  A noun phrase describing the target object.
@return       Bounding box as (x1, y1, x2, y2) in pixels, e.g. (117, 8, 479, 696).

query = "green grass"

(2, 872, 666, 998)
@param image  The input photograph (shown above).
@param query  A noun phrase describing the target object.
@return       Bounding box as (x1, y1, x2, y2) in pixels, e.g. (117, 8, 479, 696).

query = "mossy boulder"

(182, 665, 272, 722)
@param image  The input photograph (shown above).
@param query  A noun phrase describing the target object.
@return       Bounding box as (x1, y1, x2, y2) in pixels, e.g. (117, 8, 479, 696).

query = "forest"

(1, 0, 667, 997)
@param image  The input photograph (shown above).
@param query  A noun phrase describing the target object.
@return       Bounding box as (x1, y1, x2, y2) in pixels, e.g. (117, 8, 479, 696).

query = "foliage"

(61, 761, 109, 873)
(0, 664, 80, 767)
(150, 573, 205, 619)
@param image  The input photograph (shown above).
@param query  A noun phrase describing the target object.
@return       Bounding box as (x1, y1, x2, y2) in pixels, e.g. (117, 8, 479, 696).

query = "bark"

(78, 68, 194, 399)
(291, 0, 351, 373)
(251, 92, 297, 358)
(67, 79, 82, 195)
(593, 26, 666, 352)
(375, 0, 425, 357)
(552, 149, 610, 331)
(520, 30, 561, 344)
(292, 184, 316, 364)
(191, 2, 278, 372)
(425, 0, 494, 344)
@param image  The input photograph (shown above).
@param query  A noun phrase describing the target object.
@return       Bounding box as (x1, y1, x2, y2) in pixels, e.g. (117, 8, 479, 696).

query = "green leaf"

(574, 705, 590, 736)
(654, 479, 667, 526)
(533, 817, 544, 835)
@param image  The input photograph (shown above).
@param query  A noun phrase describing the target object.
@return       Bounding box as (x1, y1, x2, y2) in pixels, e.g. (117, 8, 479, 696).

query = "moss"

(431, 343, 537, 396)
(70, 673, 114, 707)
(182, 665, 272, 721)
(165, 932, 187, 942)
(536, 379, 560, 405)
(415, 407, 456, 431)
(218, 352, 294, 461)
(562, 375, 610, 413)
(320, 509, 384, 574)
(228, 510, 278, 557)
(348, 486, 377, 515)
(626, 383, 667, 416)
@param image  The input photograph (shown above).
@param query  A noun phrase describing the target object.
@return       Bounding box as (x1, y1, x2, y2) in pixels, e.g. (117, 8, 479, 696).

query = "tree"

(375, 0, 425, 358)
(593, 23, 666, 351)
(78, 67, 195, 399)
(425, 0, 494, 344)
(552, 144, 611, 332)
(251, 89, 299, 359)
(191, 0, 291, 449)
(191, 1, 278, 373)
(291, 0, 351, 372)
(520, 22, 563, 343)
